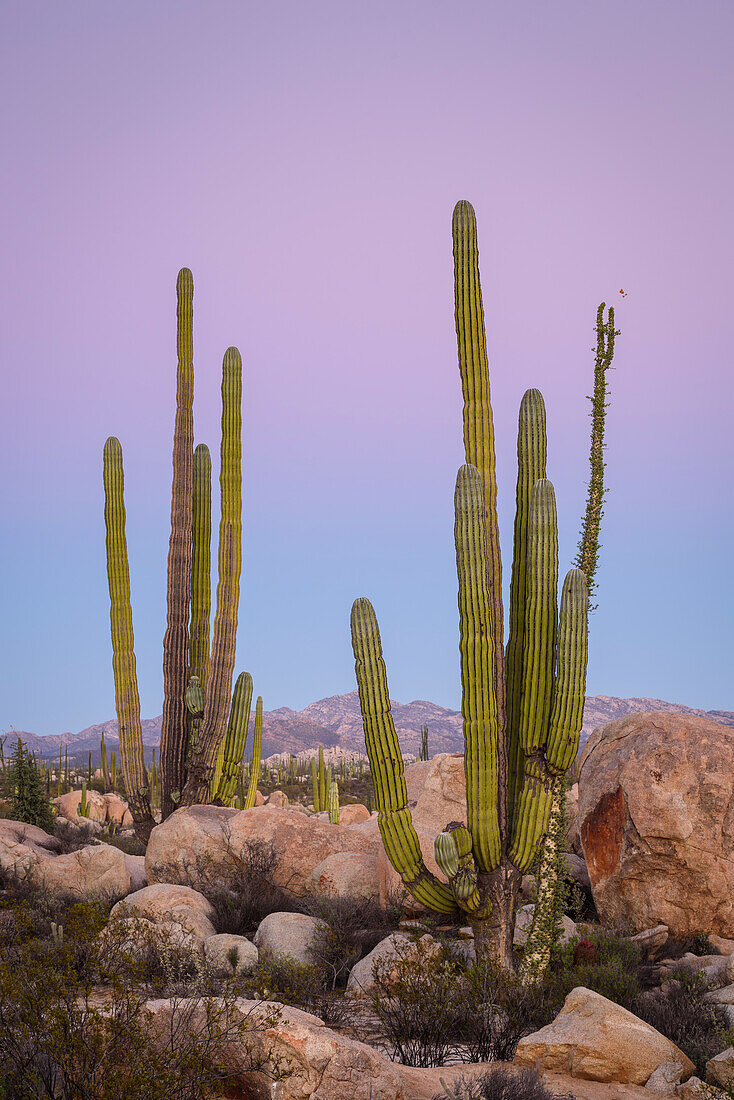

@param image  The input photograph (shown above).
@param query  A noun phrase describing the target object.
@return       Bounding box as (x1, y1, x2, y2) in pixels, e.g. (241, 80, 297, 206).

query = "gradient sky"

(1, 1, 732, 735)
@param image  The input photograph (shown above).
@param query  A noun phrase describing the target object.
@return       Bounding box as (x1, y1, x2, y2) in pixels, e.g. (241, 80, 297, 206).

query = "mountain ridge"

(4, 692, 732, 762)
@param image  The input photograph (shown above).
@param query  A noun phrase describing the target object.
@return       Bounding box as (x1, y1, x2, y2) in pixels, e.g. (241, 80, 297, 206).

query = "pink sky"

(1, 1, 732, 733)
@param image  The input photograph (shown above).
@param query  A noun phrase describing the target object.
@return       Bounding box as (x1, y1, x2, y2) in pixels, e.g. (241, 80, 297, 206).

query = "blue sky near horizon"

(1, 1, 732, 736)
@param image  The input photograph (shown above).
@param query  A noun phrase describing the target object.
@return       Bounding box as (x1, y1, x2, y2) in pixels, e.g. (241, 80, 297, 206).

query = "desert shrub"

(97, 830, 146, 856)
(633, 970, 734, 1076)
(368, 939, 467, 1066)
(306, 895, 402, 988)
(457, 961, 559, 1062)
(550, 926, 641, 1008)
(238, 950, 348, 1026)
(0, 951, 279, 1099)
(435, 1065, 574, 1100)
(162, 839, 305, 939)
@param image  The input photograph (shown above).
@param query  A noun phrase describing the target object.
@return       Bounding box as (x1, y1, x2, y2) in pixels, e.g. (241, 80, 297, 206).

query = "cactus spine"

(160, 269, 195, 817)
(103, 437, 154, 839)
(182, 348, 243, 805)
(212, 672, 253, 805)
(244, 696, 263, 809)
(328, 780, 340, 824)
(351, 202, 596, 966)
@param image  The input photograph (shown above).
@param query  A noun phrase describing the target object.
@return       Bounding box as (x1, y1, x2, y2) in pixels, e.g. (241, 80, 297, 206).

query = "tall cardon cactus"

(103, 269, 249, 828)
(350, 201, 601, 967)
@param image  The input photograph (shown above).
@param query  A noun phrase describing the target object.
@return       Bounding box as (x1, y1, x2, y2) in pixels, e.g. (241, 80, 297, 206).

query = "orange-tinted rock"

(579, 712, 734, 938)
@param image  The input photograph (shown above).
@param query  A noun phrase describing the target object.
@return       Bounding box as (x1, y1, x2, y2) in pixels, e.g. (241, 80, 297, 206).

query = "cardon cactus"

(350, 201, 593, 966)
(328, 781, 340, 824)
(244, 696, 263, 809)
(311, 756, 320, 811)
(182, 347, 243, 804)
(102, 436, 154, 839)
(103, 270, 245, 827)
(160, 268, 195, 818)
(211, 672, 254, 806)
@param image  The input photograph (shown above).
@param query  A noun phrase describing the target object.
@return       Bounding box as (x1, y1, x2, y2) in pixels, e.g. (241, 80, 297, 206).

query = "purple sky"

(1, 1, 732, 735)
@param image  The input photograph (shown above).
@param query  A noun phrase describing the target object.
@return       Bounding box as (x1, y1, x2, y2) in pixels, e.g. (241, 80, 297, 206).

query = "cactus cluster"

(350, 202, 611, 965)
(103, 270, 260, 835)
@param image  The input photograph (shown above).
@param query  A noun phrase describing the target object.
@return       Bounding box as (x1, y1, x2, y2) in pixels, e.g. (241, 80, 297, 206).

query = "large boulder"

(34, 843, 130, 902)
(145, 804, 377, 893)
(102, 793, 133, 827)
(54, 788, 107, 823)
(252, 912, 322, 965)
(0, 821, 131, 902)
(305, 852, 380, 900)
(578, 713, 734, 938)
(338, 803, 371, 826)
(346, 932, 439, 997)
(409, 754, 467, 835)
(514, 986, 695, 1084)
(203, 933, 258, 976)
(144, 997, 406, 1099)
(110, 883, 217, 941)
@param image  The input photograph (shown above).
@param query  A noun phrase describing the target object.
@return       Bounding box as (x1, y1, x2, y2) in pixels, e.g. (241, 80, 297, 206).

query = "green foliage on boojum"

(318, 746, 327, 811)
(350, 201, 597, 965)
(311, 757, 320, 811)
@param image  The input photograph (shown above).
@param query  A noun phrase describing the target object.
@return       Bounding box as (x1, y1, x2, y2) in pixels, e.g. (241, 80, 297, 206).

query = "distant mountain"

(6, 692, 732, 762)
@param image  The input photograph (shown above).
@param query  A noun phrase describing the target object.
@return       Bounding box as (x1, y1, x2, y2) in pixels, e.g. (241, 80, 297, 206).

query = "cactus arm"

(318, 746, 326, 810)
(505, 389, 547, 818)
(351, 597, 457, 913)
(545, 569, 589, 772)
(213, 671, 253, 805)
(182, 347, 243, 804)
(190, 443, 212, 687)
(454, 464, 500, 872)
(328, 780, 339, 824)
(102, 437, 154, 839)
(452, 201, 507, 843)
(509, 478, 559, 871)
(160, 268, 195, 818)
(244, 696, 263, 809)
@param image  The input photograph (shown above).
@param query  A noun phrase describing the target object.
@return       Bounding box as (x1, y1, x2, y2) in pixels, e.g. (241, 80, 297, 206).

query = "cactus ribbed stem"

(351, 597, 456, 913)
(318, 746, 327, 811)
(328, 780, 339, 824)
(311, 756, 320, 812)
(454, 464, 500, 873)
(453, 201, 507, 833)
(213, 671, 253, 805)
(161, 268, 195, 817)
(182, 347, 243, 805)
(102, 437, 154, 839)
(244, 696, 263, 809)
(506, 389, 547, 816)
(517, 479, 558, 756)
(190, 443, 212, 687)
(545, 569, 589, 772)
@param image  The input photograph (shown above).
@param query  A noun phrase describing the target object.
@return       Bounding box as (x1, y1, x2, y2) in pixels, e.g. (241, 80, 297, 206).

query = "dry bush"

(305, 894, 402, 988)
(435, 1065, 574, 1100)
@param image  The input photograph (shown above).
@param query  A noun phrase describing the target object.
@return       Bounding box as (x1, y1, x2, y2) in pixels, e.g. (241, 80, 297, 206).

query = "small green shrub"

(550, 926, 641, 1008)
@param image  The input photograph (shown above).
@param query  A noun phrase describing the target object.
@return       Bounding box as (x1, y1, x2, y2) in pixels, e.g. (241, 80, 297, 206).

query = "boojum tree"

(350, 201, 612, 967)
(103, 269, 258, 839)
